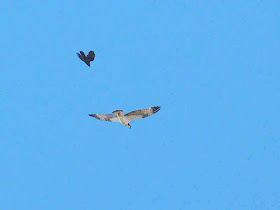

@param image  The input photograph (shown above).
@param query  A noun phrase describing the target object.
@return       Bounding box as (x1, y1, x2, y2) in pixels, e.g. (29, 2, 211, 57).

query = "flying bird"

(77, 50, 95, 67)
(89, 106, 161, 128)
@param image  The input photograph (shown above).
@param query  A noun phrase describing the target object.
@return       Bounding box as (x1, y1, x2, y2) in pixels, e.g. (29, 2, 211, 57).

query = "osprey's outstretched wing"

(125, 106, 161, 122)
(89, 114, 118, 122)
(87, 51, 95, 61)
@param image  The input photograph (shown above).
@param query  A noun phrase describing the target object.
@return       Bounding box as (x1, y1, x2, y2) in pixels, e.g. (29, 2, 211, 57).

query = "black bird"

(77, 51, 95, 67)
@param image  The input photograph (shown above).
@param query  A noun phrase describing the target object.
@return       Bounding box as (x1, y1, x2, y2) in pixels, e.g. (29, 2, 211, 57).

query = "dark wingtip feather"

(152, 106, 161, 114)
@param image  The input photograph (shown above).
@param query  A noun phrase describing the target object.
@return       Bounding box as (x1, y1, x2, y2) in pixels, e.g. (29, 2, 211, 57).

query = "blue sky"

(1, 0, 280, 209)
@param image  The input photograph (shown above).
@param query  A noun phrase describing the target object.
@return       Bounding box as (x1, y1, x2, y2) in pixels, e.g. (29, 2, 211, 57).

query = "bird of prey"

(89, 106, 161, 128)
(77, 50, 95, 67)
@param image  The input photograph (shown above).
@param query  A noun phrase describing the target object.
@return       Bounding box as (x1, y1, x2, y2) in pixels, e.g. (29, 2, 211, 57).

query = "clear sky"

(1, 0, 280, 209)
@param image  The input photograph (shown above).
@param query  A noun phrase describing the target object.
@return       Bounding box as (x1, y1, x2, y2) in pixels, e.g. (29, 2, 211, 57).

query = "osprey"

(77, 50, 95, 67)
(89, 106, 161, 128)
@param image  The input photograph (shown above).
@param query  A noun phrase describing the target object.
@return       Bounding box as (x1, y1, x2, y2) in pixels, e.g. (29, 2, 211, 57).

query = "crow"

(77, 51, 95, 67)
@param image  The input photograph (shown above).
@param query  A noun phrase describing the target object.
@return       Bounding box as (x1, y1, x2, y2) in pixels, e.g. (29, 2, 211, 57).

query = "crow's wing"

(87, 51, 95, 61)
(77, 51, 86, 61)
